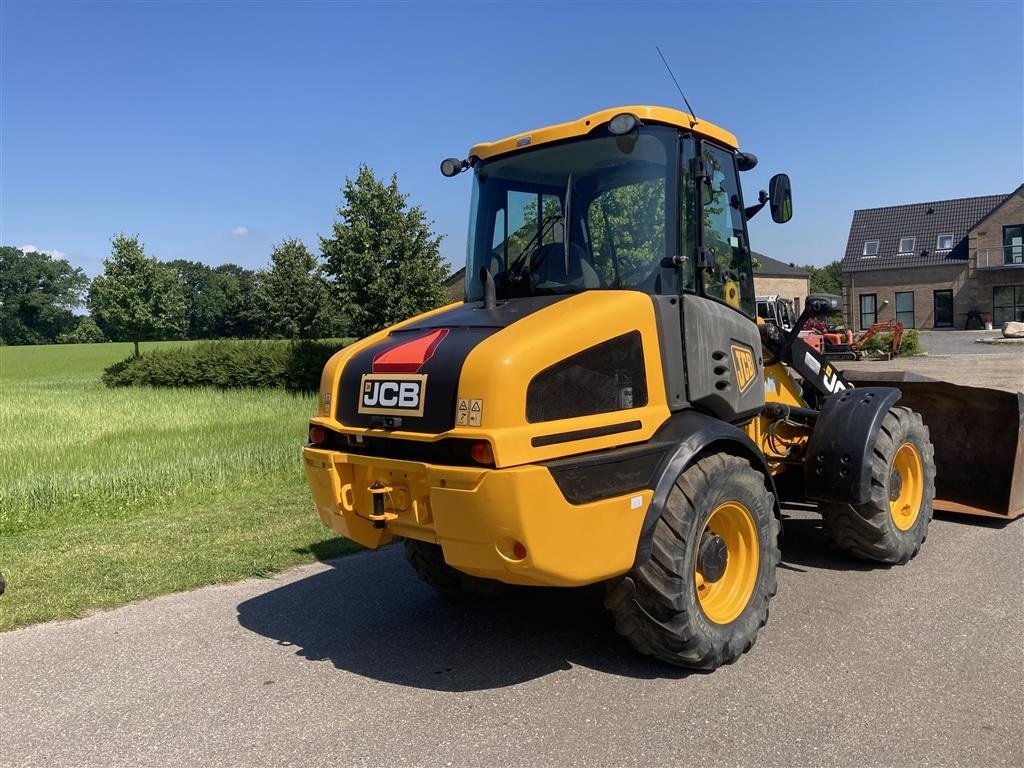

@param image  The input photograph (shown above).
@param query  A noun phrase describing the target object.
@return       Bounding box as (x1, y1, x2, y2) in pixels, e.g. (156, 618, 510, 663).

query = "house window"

(895, 291, 915, 328)
(862, 240, 879, 256)
(898, 237, 916, 254)
(1004, 225, 1024, 264)
(933, 290, 954, 328)
(936, 234, 953, 250)
(993, 285, 1024, 325)
(859, 293, 877, 329)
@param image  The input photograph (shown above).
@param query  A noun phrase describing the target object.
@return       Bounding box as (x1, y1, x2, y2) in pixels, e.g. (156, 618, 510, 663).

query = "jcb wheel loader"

(303, 106, 1021, 669)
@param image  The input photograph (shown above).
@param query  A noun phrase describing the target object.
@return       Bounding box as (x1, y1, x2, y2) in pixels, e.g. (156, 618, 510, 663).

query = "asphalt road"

(2, 507, 1022, 768)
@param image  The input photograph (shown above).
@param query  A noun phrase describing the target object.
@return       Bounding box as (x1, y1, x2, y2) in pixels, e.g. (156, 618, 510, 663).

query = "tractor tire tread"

(605, 453, 780, 670)
(819, 407, 935, 565)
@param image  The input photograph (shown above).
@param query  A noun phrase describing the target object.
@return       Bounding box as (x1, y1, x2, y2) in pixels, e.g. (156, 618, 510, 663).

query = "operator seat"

(531, 242, 601, 288)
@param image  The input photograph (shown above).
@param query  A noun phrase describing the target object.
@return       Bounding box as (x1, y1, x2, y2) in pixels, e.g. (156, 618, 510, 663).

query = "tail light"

(308, 425, 328, 446)
(469, 440, 494, 466)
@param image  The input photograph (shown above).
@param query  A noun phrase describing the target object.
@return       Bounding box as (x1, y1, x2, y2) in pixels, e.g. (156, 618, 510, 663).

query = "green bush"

(102, 340, 342, 392)
(57, 317, 106, 344)
(859, 329, 922, 357)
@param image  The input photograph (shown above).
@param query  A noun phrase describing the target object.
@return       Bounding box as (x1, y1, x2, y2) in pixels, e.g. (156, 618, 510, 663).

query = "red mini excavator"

(799, 319, 904, 360)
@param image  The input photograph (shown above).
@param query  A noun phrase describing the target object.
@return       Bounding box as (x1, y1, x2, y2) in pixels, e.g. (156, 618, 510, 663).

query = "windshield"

(465, 125, 678, 301)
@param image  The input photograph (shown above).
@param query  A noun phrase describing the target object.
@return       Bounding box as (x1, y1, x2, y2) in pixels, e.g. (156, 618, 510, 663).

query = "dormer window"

(937, 234, 953, 250)
(898, 237, 916, 254)
(863, 240, 879, 256)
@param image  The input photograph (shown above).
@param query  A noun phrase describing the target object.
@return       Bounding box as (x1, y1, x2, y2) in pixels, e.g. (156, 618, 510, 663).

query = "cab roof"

(468, 105, 739, 161)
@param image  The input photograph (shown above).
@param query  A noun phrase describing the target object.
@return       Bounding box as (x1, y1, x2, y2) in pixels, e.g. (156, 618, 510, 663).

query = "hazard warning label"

(457, 398, 483, 427)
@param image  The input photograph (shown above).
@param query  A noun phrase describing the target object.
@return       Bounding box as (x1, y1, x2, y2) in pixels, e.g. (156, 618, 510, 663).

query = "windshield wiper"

(504, 211, 563, 281)
(563, 173, 573, 276)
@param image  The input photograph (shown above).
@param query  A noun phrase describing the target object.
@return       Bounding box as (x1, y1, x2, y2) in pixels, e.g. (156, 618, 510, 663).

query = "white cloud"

(20, 244, 67, 259)
(231, 226, 249, 237)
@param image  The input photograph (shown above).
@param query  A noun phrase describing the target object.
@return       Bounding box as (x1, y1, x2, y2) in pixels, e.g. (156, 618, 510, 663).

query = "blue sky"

(2, 1, 1021, 277)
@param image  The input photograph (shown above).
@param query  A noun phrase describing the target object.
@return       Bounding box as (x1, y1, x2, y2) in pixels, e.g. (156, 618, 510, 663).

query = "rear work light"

(469, 440, 494, 466)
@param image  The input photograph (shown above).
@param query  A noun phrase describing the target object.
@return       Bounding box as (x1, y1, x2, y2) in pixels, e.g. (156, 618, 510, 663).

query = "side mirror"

(769, 173, 793, 223)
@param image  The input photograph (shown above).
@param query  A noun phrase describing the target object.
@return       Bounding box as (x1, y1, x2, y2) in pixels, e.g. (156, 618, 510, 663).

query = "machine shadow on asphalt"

(777, 507, 877, 572)
(235, 506, 942, 690)
(236, 545, 702, 692)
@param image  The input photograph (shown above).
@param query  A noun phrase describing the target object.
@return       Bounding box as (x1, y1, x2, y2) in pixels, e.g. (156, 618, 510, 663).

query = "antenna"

(656, 46, 698, 128)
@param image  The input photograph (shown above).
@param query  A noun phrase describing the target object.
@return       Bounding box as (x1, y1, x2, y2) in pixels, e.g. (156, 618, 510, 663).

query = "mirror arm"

(744, 190, 769, 221)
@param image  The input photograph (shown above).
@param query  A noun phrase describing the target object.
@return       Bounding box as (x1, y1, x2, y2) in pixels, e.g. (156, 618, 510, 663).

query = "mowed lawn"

(0, 342, 358, 630)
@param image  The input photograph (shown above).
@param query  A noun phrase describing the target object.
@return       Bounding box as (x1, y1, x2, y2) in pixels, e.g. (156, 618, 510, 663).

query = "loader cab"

(462, 114, 760, 319)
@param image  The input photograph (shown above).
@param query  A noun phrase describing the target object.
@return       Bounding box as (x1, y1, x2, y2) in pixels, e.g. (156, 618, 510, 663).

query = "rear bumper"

(302, 446, 650, 587)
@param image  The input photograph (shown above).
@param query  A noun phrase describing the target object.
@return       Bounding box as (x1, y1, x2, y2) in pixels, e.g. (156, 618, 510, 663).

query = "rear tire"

(819, 406, 935, 564)
(403, 539, 506, 597)
(605, 453, 780, 670)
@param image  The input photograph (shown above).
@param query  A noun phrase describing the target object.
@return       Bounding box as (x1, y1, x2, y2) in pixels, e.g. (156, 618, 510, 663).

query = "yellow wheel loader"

(302, 106, 1023, 669)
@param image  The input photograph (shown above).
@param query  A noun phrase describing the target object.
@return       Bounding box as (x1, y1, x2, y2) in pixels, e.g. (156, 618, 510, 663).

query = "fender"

(803, 387, 902, 505)
(633, 410, 780, 570)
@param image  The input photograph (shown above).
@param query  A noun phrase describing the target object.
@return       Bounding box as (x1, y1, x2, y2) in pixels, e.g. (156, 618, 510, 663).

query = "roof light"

(608, 112, 639, 135)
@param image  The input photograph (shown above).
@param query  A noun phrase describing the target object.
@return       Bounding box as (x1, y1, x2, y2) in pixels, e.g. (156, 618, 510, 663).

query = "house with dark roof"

(752, 252, 809, 312)
(443, 251, 809, 307)
(841, 185, 1024, 330)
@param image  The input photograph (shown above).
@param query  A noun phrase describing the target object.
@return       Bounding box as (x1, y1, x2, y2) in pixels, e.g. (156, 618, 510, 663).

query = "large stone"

(1002, 321, 1024, 338)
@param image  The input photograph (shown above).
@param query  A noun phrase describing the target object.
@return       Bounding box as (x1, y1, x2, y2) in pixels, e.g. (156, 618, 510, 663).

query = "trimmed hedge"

(102, 340, 342, 392)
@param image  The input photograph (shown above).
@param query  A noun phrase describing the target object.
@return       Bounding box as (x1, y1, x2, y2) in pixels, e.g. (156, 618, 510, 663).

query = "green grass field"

(0, 341, 358, 630)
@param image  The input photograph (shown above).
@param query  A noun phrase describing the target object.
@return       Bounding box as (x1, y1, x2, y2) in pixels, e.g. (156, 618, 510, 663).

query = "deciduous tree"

(803, 260, 843, 296)
(321, 165, 448, 338)
(0, 246, 88, 344)
(88, 234, 185, 356)
(255, 238, 339, 340)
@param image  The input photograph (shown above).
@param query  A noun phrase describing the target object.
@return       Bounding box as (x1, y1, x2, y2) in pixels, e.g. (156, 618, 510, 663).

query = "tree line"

(1, 165, 450, 352)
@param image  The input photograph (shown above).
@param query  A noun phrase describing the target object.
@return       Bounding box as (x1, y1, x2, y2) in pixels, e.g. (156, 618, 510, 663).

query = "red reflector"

(512, 542, 527, 560)
(309, 425, 327, 445)
(469, 440, 494, 466)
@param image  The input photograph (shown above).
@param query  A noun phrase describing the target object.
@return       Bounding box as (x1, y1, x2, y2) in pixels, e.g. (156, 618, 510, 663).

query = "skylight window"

(863, 240, 879, 257)
(898, 237, 916, 254)
(937, 234, 953, 250)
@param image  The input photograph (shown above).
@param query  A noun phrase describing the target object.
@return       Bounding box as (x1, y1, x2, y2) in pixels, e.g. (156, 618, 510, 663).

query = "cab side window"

(700, 143, 754, 316)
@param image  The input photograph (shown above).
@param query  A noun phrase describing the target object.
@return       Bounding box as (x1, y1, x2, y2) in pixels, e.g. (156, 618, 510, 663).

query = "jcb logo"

(821, 364, 847, 394)
(730, 344, 757, 394)
(358, 374, 427, 417)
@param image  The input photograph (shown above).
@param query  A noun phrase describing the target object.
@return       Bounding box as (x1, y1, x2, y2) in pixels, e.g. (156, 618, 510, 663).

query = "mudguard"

(803, 387, 902, 505)
(633, 410, 780, 569)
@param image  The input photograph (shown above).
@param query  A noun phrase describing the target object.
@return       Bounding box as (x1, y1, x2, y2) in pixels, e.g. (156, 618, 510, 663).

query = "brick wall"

(752, 276, 809, 311)
(966, 189, 1024, 322)
(968, 189, 1024, 268)
(842, 264, 967, 330)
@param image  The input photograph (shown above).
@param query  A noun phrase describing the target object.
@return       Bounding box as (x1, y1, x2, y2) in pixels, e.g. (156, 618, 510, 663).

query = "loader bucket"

(842, 371, 1023, 520)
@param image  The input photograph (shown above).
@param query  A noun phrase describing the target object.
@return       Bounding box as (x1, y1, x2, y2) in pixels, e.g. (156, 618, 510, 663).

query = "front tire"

(819, 406, 935, 564)
(605, 453, 780, 670)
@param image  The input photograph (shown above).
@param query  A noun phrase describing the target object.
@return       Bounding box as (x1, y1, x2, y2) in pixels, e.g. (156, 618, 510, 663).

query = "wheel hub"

(697, 533, 728, 583)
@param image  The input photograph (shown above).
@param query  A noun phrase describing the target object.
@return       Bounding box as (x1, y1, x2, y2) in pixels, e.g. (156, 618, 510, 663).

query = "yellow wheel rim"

(695, 501, 760, 625)
(890, 442, 924, 531)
